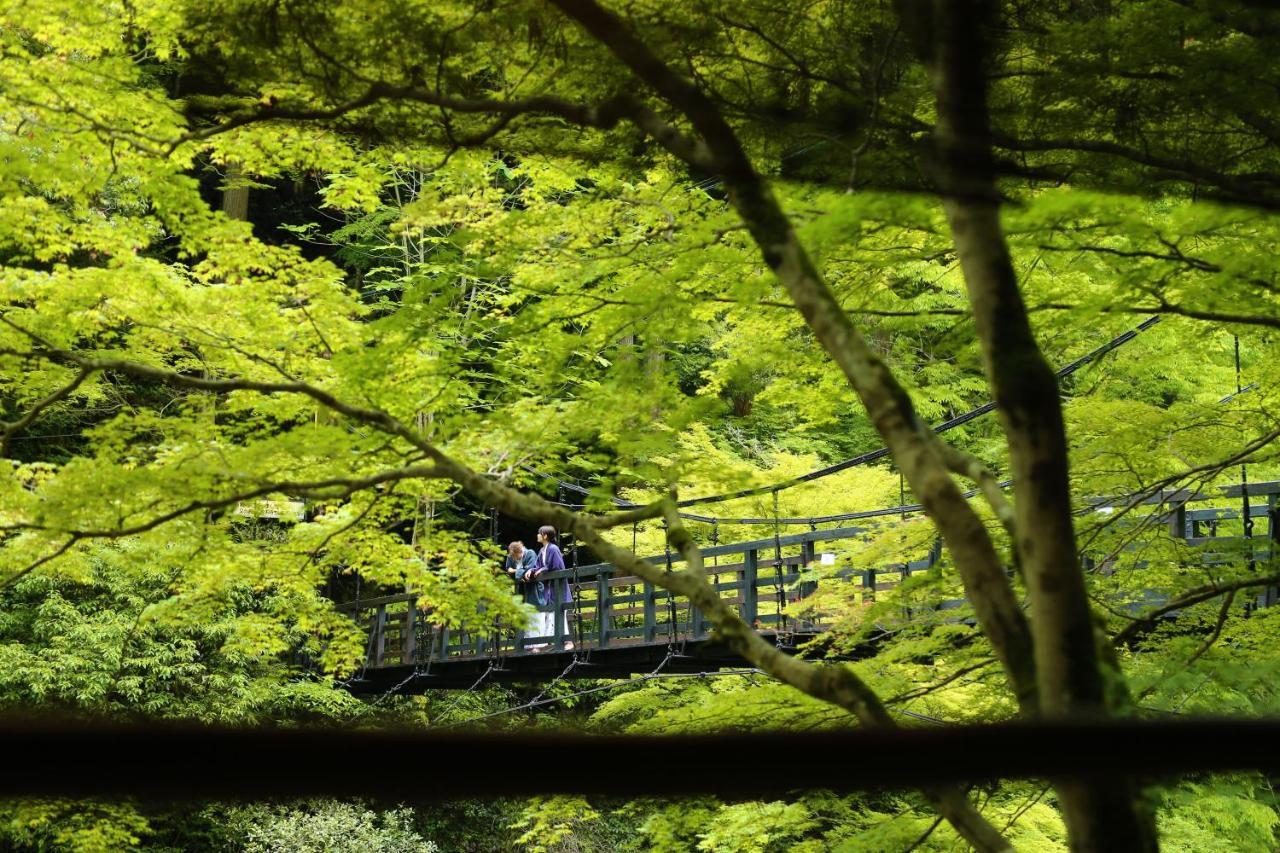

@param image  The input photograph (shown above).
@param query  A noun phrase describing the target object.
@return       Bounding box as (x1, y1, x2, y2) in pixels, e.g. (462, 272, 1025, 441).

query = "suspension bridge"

(339, 479, 1280, 694)
(331, 316, 1274, 694)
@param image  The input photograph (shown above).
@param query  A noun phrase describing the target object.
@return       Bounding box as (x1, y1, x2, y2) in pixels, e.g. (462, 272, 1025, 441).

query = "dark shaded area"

(3, 716, 1280, 800)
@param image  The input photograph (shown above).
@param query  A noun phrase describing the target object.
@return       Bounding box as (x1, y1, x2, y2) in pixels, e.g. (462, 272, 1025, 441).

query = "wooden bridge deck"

(339, 482, 1280, 694)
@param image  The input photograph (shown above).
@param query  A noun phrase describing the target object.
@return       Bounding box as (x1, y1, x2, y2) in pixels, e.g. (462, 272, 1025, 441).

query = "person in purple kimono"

(530, 524, 574, 652)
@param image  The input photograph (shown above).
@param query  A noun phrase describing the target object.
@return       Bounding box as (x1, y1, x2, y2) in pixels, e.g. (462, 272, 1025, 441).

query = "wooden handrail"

(335, 492, 1277, 671)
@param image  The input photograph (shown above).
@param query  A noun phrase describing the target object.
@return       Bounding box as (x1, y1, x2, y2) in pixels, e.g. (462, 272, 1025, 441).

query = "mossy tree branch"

(2, 326, 1013, 851)
(545, 0, 1037, 724)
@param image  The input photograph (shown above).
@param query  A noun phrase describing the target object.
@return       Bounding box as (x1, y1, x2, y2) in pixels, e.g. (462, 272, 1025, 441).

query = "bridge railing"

(336, 481, 1280, 670)
(335, 524, 890, 667)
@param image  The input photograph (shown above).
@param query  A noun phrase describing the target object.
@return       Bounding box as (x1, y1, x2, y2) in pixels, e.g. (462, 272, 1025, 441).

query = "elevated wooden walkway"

(339, 482, 1280, 693)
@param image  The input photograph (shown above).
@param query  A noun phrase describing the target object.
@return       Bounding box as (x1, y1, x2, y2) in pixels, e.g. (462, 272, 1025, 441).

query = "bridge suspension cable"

(527, 316, 1163, 525)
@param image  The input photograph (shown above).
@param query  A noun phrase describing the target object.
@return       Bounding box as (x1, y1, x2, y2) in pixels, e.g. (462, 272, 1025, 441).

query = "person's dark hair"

(538, 525, 557, 543)
(507, 541, 524, 556)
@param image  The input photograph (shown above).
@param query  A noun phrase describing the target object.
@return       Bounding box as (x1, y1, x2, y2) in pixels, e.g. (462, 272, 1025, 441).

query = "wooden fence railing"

(336, 481, 1280, 670)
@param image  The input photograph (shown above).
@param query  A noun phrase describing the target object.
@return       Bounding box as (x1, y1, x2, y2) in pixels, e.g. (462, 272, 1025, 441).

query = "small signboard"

(820, 552, 837, 566)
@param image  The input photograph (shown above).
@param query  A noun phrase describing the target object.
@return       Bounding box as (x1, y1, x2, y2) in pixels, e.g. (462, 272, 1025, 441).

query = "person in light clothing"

(505, 541, 541, 650)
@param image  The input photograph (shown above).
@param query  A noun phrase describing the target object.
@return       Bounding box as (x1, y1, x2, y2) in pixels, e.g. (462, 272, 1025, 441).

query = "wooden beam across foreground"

(2, 716, 1279, 800)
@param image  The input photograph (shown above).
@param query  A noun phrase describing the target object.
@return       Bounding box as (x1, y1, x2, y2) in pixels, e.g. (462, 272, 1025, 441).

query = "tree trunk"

(917, 1, 1157, 848)
(221, 161, 250, 221)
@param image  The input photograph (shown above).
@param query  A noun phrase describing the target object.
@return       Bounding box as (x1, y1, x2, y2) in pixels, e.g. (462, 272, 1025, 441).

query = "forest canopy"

(2, 0, 1280, 850)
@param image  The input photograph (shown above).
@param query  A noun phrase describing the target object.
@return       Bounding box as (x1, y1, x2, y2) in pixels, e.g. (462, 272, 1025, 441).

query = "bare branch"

(1135, 590, 1237, 701)
(1, 367, 93, 457)
(662, 495, 705, 580)
(585, 500, 667, 530)
(1, 465, 444, 588)
(1112, 572, 1280, 647)
(886, 657, 998, 705)
(172, 83, 717, 171)
(935, 441, 1016, 543)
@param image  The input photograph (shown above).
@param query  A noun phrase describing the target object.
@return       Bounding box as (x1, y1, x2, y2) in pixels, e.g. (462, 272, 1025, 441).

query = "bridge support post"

(643, 581, 657, 643)
(798, 540, 818, 604)
(373, 606, 387, 667)
(404, 604, 416, 666)
(597, 572, 610, 648)
(1266, 496, 1280, 607)
(742, 549, 759, 628)
(554, 589, 566, 652)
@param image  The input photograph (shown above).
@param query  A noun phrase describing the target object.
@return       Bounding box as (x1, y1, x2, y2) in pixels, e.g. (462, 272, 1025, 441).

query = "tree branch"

(7, 316, 1014, 844)
(173, 83, 717, 171)
(0, 313, 439, 462)
(886, 657, 997, 705)
(992, 131, 1280, 210)
(1131, 301, 1280, 331)
(1079, 425, 1280, 552)
(585, 500, 668, 530)
(662, 496, 704, 580)
(6, 466, 445, 540)
(1135, 590, 1237, 701)
(1, 465, 444, 589)
(534, 4, 1018, 847)
(0, 367, 93, 457)
(1113, 573, 1280, 647)
(934, 441, 1017, 544)
(548, 0, 1038, 733)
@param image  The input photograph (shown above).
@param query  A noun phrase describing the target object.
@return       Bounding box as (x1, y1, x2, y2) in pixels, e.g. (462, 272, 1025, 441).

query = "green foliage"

(411, 799, 527, 852)
(0, 561, 375, 850)
(0, 799, 151, 853)
(0, 557, 367, 722)
(695, 800, 817, 851)
(216, 801, 438, 853)
(513, 797, 602, 853)
(611, 789, 1070, 852)
(1158, 778, 1280, 853)
(3, 1, 1280, 850)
